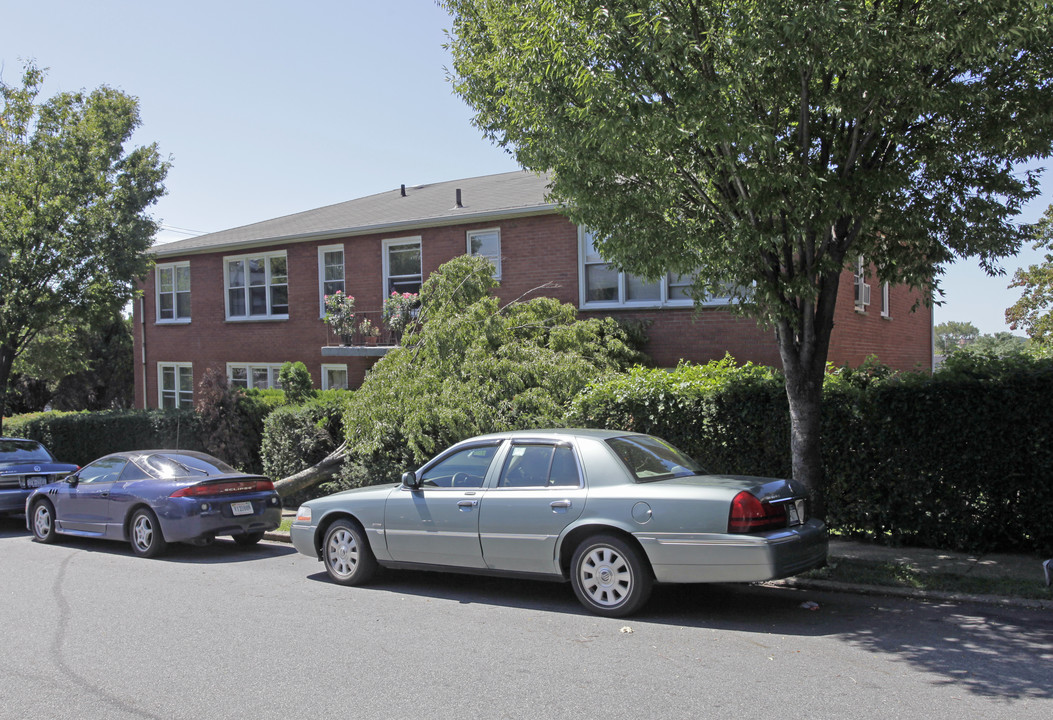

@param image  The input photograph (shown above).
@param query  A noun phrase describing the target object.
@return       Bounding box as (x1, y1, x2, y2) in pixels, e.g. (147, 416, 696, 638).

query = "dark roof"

(152, 170, 556, 257)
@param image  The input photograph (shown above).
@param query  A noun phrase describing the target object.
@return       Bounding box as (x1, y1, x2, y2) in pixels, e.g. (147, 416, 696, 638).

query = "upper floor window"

(319, 245, 345, 318)
(158, 363, 193, 408)
(156, 262, 191, 322)
(225, 252, 288, 320)
(854, 256, 871, 312)
(467, 228, 501, 279)
(383, 237, 422, 295)
(579, 228, 730, 309)
(227, 363, 283, 390)
(880, 282, 891, 318)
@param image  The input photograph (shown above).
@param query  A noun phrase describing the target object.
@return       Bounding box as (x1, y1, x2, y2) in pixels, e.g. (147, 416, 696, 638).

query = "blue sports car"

(0, 437, 79, 517)
(27, 450, 282, 557)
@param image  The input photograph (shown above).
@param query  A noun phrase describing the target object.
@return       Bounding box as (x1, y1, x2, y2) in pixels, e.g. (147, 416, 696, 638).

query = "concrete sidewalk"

(268, 517, 1053, 610)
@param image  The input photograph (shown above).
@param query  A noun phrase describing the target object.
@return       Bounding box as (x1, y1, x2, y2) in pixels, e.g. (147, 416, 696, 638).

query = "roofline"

(151, 204, 563, 259)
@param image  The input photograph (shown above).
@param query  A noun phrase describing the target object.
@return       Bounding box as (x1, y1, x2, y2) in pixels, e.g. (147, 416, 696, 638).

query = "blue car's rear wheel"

(129, 508, 167, 558)
(31, 500, 58, 544)
(322, 519, 377, 586)
(570, 534, 653, 617)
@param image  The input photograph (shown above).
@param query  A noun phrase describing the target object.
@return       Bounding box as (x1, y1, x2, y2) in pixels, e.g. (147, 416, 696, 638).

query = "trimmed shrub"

(278, 361, 314, 405)
(261, 390, 349, 495)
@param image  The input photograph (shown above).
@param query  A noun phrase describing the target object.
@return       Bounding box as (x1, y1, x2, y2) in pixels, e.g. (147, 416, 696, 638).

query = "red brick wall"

(134, 214, 932, 408)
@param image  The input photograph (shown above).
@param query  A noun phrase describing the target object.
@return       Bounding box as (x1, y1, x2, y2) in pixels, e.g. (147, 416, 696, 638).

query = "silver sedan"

(291, 429, 828, 616)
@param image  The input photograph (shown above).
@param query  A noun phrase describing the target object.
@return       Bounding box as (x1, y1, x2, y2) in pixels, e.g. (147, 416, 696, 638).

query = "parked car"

(290, 429, 828, 617)
(0, 438, 78, 517)
(27, 450, 282, 557)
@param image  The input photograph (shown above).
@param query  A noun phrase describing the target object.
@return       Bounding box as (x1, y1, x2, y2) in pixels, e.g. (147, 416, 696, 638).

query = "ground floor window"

(227, 363, 283, 390)
(158, 363, 193, 408)
(322, 364, 348, 390)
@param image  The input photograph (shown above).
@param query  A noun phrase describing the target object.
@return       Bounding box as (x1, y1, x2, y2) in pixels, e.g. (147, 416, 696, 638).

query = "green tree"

(934, 321, 980, 355)
(1006, 203, 1053, 344)
(278, 361, 314, 405)
(443, 0, 1053, 509)
(0, 63, 168, 428)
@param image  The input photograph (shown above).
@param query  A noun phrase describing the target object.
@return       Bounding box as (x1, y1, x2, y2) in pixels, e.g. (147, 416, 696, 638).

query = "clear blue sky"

(3, 0, 1049, 335)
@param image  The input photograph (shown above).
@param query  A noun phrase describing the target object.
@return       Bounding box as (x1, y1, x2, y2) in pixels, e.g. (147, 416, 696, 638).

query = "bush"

(278, 361, 314, 405)
(261, 391, 349, 502)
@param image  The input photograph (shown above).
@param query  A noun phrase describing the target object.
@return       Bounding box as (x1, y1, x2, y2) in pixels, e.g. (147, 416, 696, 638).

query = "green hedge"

(4, 409, 208, 466)
(568, 354, 1053, 555)
(260, 390, 350, 502)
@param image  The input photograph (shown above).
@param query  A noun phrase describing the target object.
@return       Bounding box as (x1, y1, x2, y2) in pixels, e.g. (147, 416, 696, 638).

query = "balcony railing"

(323, 310, 402, 348)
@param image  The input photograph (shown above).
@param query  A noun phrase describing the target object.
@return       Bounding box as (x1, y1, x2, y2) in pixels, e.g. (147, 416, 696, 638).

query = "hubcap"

(326, 528, 359, 578)
(34, 505, 51, 537)
(133, 515, 154, 550)
(579, 545, 632, 607)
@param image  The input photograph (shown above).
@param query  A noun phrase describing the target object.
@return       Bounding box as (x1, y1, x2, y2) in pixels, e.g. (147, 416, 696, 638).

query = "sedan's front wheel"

(322, 519, 377, 586)
(31, 500, 59, 544)
(129, 508, 167, 558)
(570, 534, 653, 617)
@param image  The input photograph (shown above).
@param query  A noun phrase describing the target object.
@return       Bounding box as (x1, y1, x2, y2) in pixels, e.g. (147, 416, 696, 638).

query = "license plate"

(231, 501, 253, 516)
(26, 476, 47, 488)
(787, 501, 801, 525)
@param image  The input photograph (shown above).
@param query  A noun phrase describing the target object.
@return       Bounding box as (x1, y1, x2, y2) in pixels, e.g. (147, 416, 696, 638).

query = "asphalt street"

(1, 517, 1050, 720)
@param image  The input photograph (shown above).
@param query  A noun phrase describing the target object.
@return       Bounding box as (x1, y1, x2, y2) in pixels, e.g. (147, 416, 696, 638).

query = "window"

(420, 444, 500, 489)
(76, 457, 129, 485)
(854, 256, 871, 312)
(225, 251, 289, 320)
(499, 443, 582, 488)
(158, 363, 193, 408)
(156, 262, 191, 322)
(227, 363, 283, 390)
(880, 282, 891, 318)
(383, 237, 422, 295)
(318, 245, 345, 318)
(467, 228, 501, 279)
(579, 228, 730, 308)
(322, 364, 348, 390)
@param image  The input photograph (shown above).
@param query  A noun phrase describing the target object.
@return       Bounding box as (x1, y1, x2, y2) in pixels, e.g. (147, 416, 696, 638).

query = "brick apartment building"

(133, 170, 932, 409)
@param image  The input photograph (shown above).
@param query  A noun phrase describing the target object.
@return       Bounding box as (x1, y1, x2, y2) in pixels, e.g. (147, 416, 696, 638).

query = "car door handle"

(550, 500, 572, 509)
(99, 491, 109, 498)
(457, 499, 478, 509)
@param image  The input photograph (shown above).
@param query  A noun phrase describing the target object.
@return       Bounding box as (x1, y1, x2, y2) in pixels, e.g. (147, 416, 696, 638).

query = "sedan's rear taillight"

(728, 491, 788, 533)
(170, 479, 274, 498)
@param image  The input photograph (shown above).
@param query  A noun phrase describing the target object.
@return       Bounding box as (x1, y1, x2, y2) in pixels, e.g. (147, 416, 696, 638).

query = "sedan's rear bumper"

(636, 518, 828, 584)
(0, 489, 29, 515)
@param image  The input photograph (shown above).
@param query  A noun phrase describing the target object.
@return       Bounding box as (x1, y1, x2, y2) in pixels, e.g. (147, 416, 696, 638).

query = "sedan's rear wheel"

(322, 519, 377, 586)
(570, 534, 653, 617)
(31, 500, 58, 543)
(129, 508, 167, 558)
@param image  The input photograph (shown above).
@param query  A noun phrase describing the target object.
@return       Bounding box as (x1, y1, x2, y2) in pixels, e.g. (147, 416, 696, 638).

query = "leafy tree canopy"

(337, 255, 645, 488)
(444, 0, 1053, 500)
(0, 62, 168, 424)
(934, 320, 981, 355)
(1006, 203, 1053, 343)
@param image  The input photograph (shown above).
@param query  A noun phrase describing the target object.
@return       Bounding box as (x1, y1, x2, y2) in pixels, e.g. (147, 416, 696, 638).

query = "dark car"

(0, 438, 78, 517)
(27, 450, 282, 557)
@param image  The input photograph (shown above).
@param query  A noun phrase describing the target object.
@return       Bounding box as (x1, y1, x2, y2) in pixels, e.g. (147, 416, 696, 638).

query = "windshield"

(0, 439, 54, 464)
(606, 436, 705, 482)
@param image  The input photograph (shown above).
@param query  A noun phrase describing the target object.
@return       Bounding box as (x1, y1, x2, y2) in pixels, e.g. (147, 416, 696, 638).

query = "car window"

(0, 439, 54, 463)
(499, 444, 581, 488)
(420, 445, 499, 488)
(606, 436, 704, 482)
(76, 457, 128, 484)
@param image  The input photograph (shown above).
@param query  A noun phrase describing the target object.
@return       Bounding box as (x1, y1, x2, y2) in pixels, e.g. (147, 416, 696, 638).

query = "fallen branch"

(273, 441, 348, 498)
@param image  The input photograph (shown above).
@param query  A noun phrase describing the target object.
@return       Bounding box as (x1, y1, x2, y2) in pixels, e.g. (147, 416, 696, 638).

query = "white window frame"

(880, 281, 891, 318)
(224, 250, 289, 321)
(157, 363, 193, 408)
(854, 255, 871, 312)
(318, 244, 346, 318)
(321, 364, 349, 391)
(382, 236, 423, 296)
(226, 363, 284, 390)
(467, 228, 502, 279)
(578, 227, 731, 309)
(155, 262, 191, 323)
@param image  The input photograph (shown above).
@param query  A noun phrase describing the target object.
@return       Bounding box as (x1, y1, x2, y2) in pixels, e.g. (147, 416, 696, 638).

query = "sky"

(2, 0, 1050, 336)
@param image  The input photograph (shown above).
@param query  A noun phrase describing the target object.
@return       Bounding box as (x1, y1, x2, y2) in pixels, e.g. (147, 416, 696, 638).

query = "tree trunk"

(0, 343, 16, 435)
(272, 441, 348, 499)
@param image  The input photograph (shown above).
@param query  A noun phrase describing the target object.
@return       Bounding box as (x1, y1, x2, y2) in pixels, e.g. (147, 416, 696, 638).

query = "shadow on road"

(306, 564, 1053, 702)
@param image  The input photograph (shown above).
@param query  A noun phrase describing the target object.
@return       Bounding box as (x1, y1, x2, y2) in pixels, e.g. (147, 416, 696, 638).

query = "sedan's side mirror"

(401, 471, 420, 490)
